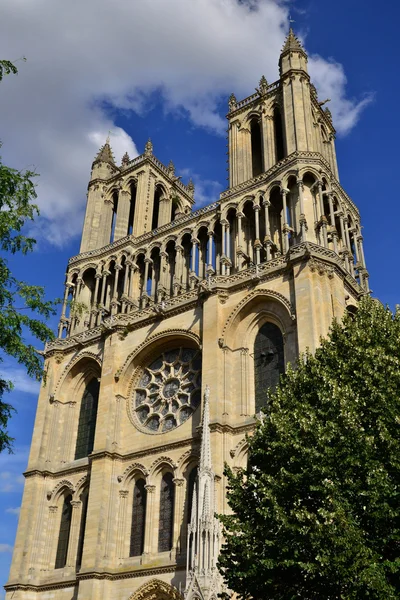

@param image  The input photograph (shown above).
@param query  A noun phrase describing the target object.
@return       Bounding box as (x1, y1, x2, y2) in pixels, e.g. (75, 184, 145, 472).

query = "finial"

(144, 138, 153, 156)
(121, 151, 130, 166)
(167, 159, 175, 175)
(228, 92, 237, 111)
(259, 75, 268, 95)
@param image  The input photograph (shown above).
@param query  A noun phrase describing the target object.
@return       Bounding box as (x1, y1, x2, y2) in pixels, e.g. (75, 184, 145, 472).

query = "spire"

(279, 27, 308, 76)
(93, 138, 115, 166)
(281, 28, 304, 53)
(199, 385, 212, 471)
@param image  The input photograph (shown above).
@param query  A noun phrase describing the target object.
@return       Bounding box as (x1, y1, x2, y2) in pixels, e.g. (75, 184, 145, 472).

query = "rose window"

(134, 348, 202, 433)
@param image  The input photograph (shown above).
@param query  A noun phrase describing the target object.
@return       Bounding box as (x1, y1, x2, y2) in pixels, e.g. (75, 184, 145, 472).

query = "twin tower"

(6, 30, 368, 600)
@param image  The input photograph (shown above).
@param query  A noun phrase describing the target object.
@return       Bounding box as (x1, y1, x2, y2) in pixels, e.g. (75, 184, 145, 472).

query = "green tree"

(0, 59, 57, 453)
(219, 297, 400, 599)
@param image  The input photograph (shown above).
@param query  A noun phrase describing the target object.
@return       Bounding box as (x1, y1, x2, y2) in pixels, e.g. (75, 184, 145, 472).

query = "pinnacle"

(121, 151, 130, 166)
(281, 27, 305, 54)
(94, 139, 115, 165)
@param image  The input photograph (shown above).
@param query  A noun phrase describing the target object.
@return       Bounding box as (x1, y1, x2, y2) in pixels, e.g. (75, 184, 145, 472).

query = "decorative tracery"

(134, 347, 202, 433)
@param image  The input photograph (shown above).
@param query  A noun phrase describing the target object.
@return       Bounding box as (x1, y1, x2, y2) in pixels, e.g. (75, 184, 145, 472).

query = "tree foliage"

(219, 297, 400, 599)
(0, 60, 57, 453)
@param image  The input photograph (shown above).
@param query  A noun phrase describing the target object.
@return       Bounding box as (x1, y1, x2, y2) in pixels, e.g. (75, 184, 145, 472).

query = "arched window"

(110, 191, 118, 243)
(75, 378, 100, 460)
(127, 182, 137, 235)
(130, 479, 147, 556)
(254, 322, 285, 413)
(76, 490, 88, 569)
(273, 107, 285, 162)
(250, 119, 263, 177)
(158, 472, 174, 552)
(152, 186, 162, 231)
(55, 494, 72, 569)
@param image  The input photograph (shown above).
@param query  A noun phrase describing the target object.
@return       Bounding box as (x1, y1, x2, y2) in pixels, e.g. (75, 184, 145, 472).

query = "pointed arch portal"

(128, 578, 183, 600)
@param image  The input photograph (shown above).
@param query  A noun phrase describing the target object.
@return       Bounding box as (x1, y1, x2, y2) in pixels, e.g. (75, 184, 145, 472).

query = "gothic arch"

(48, 479, 74, 502)
(149, 456, 177, 479)
(176, 449, 199, 478)
(54, 352, 102, 398)
(128, 579, 183, 600)
(73, 475, 89, 500)
(120, 462, 149, 486)
(221, 289, 295, 347)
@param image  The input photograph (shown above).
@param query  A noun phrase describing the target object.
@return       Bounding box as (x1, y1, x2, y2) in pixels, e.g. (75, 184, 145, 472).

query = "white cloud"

(5, 507, 20, 516)
(0, 543, 13, 553)
(3, 368, 40, 396)
(0, 0, 370, 246)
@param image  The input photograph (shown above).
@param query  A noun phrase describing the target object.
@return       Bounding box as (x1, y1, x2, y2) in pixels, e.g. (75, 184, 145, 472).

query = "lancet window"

(158, 472, 174, 552)
(130, 479, 147, 557)
(273, 106, 285, 161)
(127, 182, 137, 235)
(55, 494, 72, 569)
(250, 118, 263, 177)
(110, 191, 118, 243)
(254, 322, 285, 413)
(74, 378, 100, 460)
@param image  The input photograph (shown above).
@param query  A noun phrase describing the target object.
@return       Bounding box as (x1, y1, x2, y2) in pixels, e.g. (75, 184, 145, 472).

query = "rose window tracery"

(134, 347, 201, 433)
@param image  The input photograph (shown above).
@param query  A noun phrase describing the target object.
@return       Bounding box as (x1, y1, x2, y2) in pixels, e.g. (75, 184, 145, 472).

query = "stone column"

(142, 258, 152, 301)
(100, 198, 114, 247)
(173, 478, 185, 553)
(114, 189, 130, 241)
(111, 264, 122, 315)
(327, 192, 338, 253)
(58, 283, 72, 337)
(174, 244, 183, 295)
(262, 197, 272, 261)
(43, 505, 58, 569)
(221, 220, 227, 275)
(226, 222, 231, 275)
(317, 181, 328, 247)
(297, 178, 307, 242)
(90, 273, 102, 328)
(66, 500, 82, 567)
(236, 212, 244, 270)
(281, 188, 289, 253)
(116, 490, 129, 560)
(207, 231, 214, 275)
(338, 212, 350, 271)
(159, 250, 169, 295)
(253, 203, 261, 264)
(143, 485, 156, 555)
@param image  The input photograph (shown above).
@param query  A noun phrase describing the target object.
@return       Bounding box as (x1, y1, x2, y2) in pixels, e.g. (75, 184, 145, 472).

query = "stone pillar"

(317, 181, 328, 247)
(142, 258, 151, 301)
(221, 220, 227, 276)
(143, 485, 156, 555)
(281, 188, 289, 253)
(116, 490, 129, 560)
(262, 197, 272, 261)
(43, 505, 58, 569)
(236, 212, 244, 270)
(99, 198, 114, 248)
(297, 179, 307, 242)
(207, 231, 214, 275)
(173, 478, 185, 553)
(327, 192, 338, 253)
(253, 203, 261, 264)
(174, 244, 183, 295)
(66, 500, 82, 567)
(226, 222, 231, 275)
(114, 189, 130, 241)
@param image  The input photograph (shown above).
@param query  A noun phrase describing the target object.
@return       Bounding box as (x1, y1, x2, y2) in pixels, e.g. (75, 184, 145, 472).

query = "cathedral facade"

(6, 31, 368, 600)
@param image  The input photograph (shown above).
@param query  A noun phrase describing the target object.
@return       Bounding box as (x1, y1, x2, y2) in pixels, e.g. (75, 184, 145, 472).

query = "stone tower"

(5, 30, 368, 600)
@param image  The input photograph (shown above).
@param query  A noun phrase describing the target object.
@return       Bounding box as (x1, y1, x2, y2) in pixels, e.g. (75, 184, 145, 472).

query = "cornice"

(5, 564, 186, 593)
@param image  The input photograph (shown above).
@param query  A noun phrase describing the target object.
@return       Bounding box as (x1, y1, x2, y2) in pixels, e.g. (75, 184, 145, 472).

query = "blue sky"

(0, 0, 399, 594)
